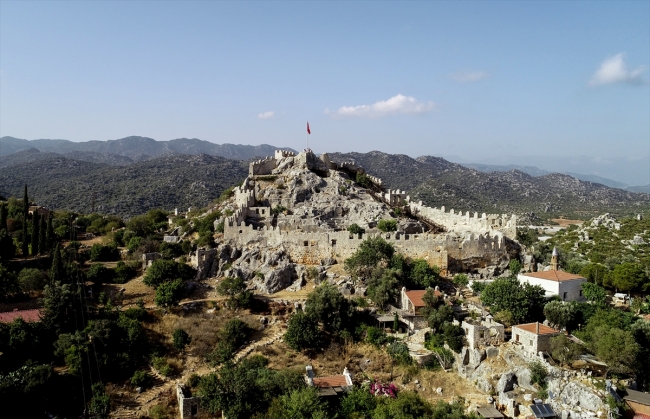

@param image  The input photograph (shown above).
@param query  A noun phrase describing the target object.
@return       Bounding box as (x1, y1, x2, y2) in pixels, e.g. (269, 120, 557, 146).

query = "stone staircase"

(234, 330, 285, 362)
(110, 367, 171, 419)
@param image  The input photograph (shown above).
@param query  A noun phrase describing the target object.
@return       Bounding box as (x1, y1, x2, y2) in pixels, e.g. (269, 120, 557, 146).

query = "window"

(515, 334, 519, 342)
(579, 290, 583, 296)
(304, 241, 308, 247)
(529, 340, 533, 346)
(331, 239, 337, 246)
(563, 292, 568, 300)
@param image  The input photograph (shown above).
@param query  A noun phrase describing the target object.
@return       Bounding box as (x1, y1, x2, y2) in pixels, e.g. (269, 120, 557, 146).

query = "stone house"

(399, 287, 445, 331)
(176, 384, 201, 419)
(517, 271, 587, 302)
(623, 389, 650, 418)
(511, 322, 561, 354)
(461, 318, 505, 349)
(142, 252, 162, 270)
(305, 365, 353, 397)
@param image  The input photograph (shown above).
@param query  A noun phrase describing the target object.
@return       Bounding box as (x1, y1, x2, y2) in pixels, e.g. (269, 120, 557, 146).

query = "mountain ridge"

(0, 135, 296, 162)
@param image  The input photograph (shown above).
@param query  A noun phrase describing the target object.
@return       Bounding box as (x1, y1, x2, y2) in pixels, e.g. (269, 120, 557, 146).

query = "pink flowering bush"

(369, 378, 398, 398)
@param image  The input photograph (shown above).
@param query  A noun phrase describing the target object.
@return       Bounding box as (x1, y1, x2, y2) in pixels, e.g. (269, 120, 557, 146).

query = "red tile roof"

(633, 414, 650, 419)
(312, 375, 348, 388)
(405, 290, 441, 307)
(513, 322, 559, 335)
(0, 309, 42, 323)
(521, 271, 586, 282)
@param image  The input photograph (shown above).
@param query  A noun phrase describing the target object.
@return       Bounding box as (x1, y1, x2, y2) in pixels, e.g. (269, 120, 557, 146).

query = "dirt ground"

(551, 218, 584, 228)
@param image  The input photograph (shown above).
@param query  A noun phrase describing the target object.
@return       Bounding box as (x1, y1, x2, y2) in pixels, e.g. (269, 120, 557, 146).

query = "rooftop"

(476, 406, 505, 418)
(513, 322, 559, 335)
(519, 271, 586, 282)
(405, 289, 442, 307)
(312, 375, 349, 388)
(625, 389, 650, 406)
(0, 309, 42, 323)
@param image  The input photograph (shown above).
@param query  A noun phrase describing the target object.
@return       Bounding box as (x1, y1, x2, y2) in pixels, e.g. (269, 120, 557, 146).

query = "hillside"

(0, 154, 248, 217)
(329, 151, 650, 220)
(0, 136, 296, 161)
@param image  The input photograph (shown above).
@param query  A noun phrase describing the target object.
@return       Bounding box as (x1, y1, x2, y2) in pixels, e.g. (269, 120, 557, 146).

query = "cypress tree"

(46, 215, 55, 250)
(39, 215, 47, 255)
(23, 184, 29, 220)
(22, 221, 28, 258)
(50, 243, 64, 283)
(0, 203, 7, 231)
(31, 211, 39, 256)
(22, 185, 29, 258)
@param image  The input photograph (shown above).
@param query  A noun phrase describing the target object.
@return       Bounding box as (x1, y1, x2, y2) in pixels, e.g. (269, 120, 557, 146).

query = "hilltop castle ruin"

(192, 149, 518, 290)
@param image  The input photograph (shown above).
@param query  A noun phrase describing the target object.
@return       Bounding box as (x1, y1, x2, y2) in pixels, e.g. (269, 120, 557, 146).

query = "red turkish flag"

(307, 122, 311, 134)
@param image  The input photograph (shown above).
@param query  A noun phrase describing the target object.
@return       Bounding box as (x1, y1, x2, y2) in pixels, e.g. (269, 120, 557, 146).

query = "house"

(511, 322, 561, 354)
(517, 271, 587, 302)
(176, 384, 201, 419)
(399, 287, 443, 331)
(0, 309, 42, 324)
(623, 389, 650, 419)
(461, 317, 505, 349)
(476, 406, 504, 418)
(142, 252, 162, 270)
(305, 366, 353, 397)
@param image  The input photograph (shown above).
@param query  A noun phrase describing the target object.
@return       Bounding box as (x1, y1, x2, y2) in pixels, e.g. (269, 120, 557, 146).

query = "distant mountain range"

(0, 136, 296, 162)
(459, 162, 649, 193)
(330, 151, 650, 221)
(0, 136, 648, 219)
(0, 154, 248, 218)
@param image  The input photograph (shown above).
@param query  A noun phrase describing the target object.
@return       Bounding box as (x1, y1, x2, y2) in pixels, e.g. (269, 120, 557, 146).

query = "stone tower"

(550, 247, 559, 271)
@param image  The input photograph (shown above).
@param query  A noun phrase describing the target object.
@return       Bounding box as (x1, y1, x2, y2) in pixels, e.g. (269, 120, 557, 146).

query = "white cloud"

(328, 94, 435, 118)
(257, 111, 275, 119)
(589, 53, 647, 86)
(452, 71, 489, 83)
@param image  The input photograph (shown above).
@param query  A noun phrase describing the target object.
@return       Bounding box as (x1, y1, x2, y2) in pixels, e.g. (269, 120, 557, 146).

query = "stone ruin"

(192, 149, 521, 292)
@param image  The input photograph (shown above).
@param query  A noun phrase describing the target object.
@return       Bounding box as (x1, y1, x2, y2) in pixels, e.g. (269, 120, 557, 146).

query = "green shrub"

(377, 219, 397, 232)
(152, 356, 172, 377)
(130, 370, 152, 389)
(347, 223, 365, 235)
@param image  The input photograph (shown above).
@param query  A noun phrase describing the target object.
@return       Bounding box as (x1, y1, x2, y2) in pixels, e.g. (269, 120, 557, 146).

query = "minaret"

(550, 247, 559, 271)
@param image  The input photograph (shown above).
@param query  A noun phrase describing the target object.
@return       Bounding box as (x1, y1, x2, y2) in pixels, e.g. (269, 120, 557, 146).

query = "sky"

(1, 1, 649, 182)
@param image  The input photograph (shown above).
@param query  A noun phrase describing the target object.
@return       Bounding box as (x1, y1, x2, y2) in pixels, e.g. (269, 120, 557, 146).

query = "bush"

(18, 268, 47, 292)
(529, 359, 548, 388)
(89, 243, 120, 262)
(86, 264, 115, 285)
(347, 223, 365, 235)
(143, 259, 195, 288)
(114, 261, 137, 284)
(377, 219, 397, 232)
(152, 356, 172, 376)
(130, 370, 152, 389)
(154, 279, 185, 307)
(172, 328, 192, 351)
(216, 277, 253, 310)
(356, 172, 371, 188)
(284, 311, 320, 351)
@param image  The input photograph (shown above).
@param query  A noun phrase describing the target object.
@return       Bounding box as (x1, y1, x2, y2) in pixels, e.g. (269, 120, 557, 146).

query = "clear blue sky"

(1, 1, 648, 165)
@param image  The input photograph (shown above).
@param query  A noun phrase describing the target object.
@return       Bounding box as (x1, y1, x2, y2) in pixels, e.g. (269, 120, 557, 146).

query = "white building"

(517, 270, 587, 302)
(511, 322, 561, 354)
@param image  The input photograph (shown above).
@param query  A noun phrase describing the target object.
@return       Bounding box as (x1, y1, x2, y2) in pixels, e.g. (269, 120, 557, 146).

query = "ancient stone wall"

(462, 319, 505, 349)
(249, 157, 277, 176)
(176, 384, 201, 419)
(408, 201, 517, 239)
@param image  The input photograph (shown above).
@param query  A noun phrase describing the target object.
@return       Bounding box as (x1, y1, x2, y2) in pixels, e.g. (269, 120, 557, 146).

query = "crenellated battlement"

(274, 149, 296, 159)
(407, 201, 517, 239)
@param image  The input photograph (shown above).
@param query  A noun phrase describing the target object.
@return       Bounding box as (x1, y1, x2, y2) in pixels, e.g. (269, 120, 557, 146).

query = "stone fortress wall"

(222, 150, 516, 274)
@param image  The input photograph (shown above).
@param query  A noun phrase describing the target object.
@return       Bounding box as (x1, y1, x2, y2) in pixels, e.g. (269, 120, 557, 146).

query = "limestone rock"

(497, 372, 517, 393)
